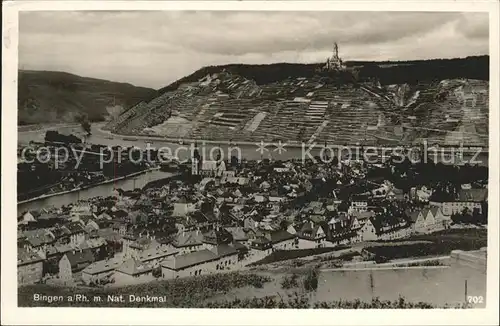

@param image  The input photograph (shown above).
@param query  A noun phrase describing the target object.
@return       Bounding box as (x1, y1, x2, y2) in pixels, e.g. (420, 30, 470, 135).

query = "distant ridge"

(18, 70, 157, 125)
(158, 55, 489, 94)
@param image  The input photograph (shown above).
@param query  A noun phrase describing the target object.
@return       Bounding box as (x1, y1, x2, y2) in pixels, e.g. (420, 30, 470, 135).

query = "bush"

(18, 272, 272, 308)
(152, 267, 162, 278)
(281, 274, 299, 289)
(395, 260, 444, 267)
(303, 269, 319, 292)
(202, 293, 468, 309)
(251, 279, 264, 288)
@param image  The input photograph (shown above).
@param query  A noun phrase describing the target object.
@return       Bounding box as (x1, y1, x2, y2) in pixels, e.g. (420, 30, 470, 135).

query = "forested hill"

(158, 55, 488, 94)
(18, 70, 158, 125)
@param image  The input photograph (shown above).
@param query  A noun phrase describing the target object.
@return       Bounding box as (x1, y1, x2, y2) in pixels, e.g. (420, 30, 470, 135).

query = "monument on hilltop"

(323, 42, 346, 72)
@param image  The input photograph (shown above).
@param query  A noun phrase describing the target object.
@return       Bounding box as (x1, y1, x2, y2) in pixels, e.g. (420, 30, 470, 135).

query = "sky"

(19, 11, 489, 89)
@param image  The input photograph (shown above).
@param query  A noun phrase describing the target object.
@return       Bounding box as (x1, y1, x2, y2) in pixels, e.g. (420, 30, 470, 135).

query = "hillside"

(158, 56, 489, 94)
(18, 70, 158, 125)
(104, 56, 489, 146)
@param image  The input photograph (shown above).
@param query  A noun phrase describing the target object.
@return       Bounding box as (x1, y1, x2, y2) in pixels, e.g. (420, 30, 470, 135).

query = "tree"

(297, 127, 307, 142)
(303, 268, 319, 291)
(332, 155, 339, 166)
(471, 207, 484, 225)
(152, 267, 162, 278)
(450, 212, 461, 224)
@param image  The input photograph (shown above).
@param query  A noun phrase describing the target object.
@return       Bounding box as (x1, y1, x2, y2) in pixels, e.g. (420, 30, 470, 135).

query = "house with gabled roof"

(18, 249, 44, 285)
(62, 221, 86, 246)
(263, 229, 295, 251)
(430, 188, 487, 216)
(409, 207, 450, 234)
(58, 249, 95, 281)
(296, 221, 328, 249)
(160, 242, 239, 279)
(19, 210, 40, 225)
(161, 249, 218, 279)
(202, 227, 233, 250)
(171, 230, 204, 254)
(114, 258, 155, 285)
(81, 258, 122, 285)
(286, 223, 301, 236)
(97, 212, 113, 220)
(348, 210, 375, 227)
(21, 228, 56, 256)
(358, 216, 411, 242)
(328, 213, 359, 246)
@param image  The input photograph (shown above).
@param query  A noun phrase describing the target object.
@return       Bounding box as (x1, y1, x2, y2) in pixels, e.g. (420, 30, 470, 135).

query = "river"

(17, 123, 489, 211)
(18, 123, 489, 165)
(17, 170, 175, 212)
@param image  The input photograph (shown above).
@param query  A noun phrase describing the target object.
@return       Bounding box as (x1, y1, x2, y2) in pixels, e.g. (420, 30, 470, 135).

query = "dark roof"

(408, 211, 420, 223)
(225, 227, 249, 241)
(51, 226, 69, 239)
(329, 219, 355, 238)
(79, 215, 93, 225)
(23, 229, 55, 247)
(18, 249, 43, 266)
(458, 188, 487, 202)
(251, 236, 271, 245)
(64, 222, 86, 235)
(329, 229, 357, 241)
(27, 211, 42, 218)
(268, 230, 295, 244)
(231, 241, 248, 252)
(297, 222, 327, 240)
(111, 210, 129, 219)
(429, 207, 440, 218)
(369, 217, 410, 235)
(64, 250, 94, 268)
(190, 211, 209, 224)
(203, 228, 233, 245)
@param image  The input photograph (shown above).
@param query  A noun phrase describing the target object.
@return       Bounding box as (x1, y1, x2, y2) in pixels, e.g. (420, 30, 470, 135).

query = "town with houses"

(17, 143, 488, 287)
(9, 8, 493, 315)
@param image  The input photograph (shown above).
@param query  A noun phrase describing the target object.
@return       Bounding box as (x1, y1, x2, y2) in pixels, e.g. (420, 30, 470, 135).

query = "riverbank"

(98, 126, 489, 153)
(18, 123, 81, 133)
(18, 167, 159, 205)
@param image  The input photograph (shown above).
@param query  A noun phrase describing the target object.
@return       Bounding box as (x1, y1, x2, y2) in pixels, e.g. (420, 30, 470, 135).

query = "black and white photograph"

(2, 1, 499, 325)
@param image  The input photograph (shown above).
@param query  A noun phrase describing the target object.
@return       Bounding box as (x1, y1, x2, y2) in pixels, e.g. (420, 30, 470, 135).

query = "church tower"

(192, 142, 202, 175)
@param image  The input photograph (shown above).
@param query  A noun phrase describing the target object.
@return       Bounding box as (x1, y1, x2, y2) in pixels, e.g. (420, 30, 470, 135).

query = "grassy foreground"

(19, 272, 270, 307)
(19, 270, 472, 309)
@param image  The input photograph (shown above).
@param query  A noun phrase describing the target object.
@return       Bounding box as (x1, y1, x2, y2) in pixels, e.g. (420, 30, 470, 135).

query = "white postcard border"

(2, 1, 499, 325)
